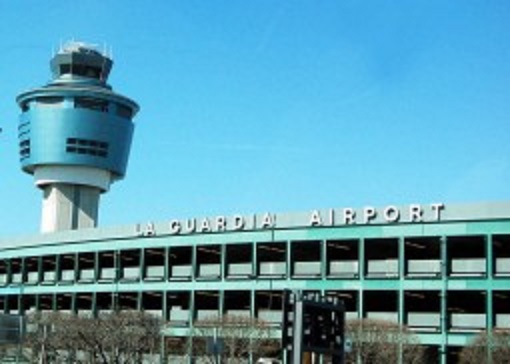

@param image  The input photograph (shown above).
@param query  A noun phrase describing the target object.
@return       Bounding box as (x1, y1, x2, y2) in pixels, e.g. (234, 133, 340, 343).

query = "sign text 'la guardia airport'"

(136, 203, 445, 237)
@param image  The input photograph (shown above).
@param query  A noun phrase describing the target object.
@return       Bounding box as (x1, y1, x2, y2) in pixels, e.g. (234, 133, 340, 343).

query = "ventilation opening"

(66, 138, 108, 158)
(19, 139, 30, 160)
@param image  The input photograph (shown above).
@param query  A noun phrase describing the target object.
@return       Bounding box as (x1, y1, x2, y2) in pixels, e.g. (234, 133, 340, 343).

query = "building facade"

(0, 201, 509, 363)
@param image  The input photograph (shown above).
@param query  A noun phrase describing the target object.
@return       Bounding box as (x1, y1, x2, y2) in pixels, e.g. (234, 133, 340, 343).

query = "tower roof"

(58, 41, 104, 56)
(50, 41, 113, 82)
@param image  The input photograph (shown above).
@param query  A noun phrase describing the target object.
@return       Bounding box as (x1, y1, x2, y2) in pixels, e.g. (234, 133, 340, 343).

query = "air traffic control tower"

(16, 42, 139, 233)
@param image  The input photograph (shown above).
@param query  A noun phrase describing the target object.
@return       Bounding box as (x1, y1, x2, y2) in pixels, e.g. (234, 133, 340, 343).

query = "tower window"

(60, 64, 102, 79)
(116, 104, 133, 119)
(35, 97, 64, 107)
(66, 138, 109, 158)
(74, 97, 109, 113)
(60, 64, 71, 75)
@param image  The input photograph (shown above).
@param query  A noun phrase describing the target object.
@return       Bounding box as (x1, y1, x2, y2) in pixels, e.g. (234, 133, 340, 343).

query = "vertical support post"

(51, 292, 57, 312)
(7, 258, 12, 290)
(191, 245, 197, 281)
(188, 291, 195, 364)
(112, 250, 119, 312)
(190, 290, 195, 327)
(73, 252, 78, 286)
(55, 253, 61, 285)
(252, 241, 257, 279)
(220, 244, 226, 282)
(486, 234, 493, 280)
(71, 292, 76, 314)
(136, 290, 142, 311)
(163, 248, 169, 321)
(92, 291, 97, 317)
(160, 333, 167, 364)
(16, 266, 26, 363)
(356, 238, 365, 364)
(41, 323, 48, 364)
(213, 327, 220, 364)
(250, 289, 255, 318)
(486, 234, 494, 364)
(286, 240, 292, 280)
(321, 240, 327, 279)
(35, 294, 40, 313)
(486, 290, 493, 364)
(439, 236, 448, 364)
(93, 251, 99, 286)
(18, 258, 25, 314)
(38, 255, 43, 289)
(140, 248, 146, 282)
(162, 290, 168, 321)
(359, 238, 365, 285)
(292, 298, 304, 364)
(218, 289, 224, 319)
(249, 289, 255, 364)
(187, 334, 194, 364)
(253, 239, 259, 364)
(282, 288, 288, 364)
(164, 246, 169, 282)
(398, 236, 405, 364)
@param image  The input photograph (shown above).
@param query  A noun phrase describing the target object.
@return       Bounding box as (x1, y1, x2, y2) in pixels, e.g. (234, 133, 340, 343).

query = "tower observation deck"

(16, 42, 139, 233)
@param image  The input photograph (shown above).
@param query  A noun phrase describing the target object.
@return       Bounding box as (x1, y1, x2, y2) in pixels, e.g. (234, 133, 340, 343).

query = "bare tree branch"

(344, 319, 425, 364)
(458, 329, 510, 364)
(186, 314, 278, 363)
(24, 311, 162, 364)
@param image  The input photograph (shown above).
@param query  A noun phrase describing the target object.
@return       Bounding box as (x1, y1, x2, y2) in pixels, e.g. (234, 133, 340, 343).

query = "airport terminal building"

(0, 201, 509, 363)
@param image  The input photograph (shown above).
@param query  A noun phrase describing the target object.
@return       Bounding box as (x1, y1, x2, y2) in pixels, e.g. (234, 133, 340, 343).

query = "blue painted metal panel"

(19, 107, 133, 177)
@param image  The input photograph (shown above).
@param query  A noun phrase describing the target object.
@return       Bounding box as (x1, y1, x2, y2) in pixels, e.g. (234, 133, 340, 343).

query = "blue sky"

(0, 1, 509, 236)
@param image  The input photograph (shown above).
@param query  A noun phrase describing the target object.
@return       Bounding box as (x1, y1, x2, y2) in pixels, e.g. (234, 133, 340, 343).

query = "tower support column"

(41, 184, 100, 232)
